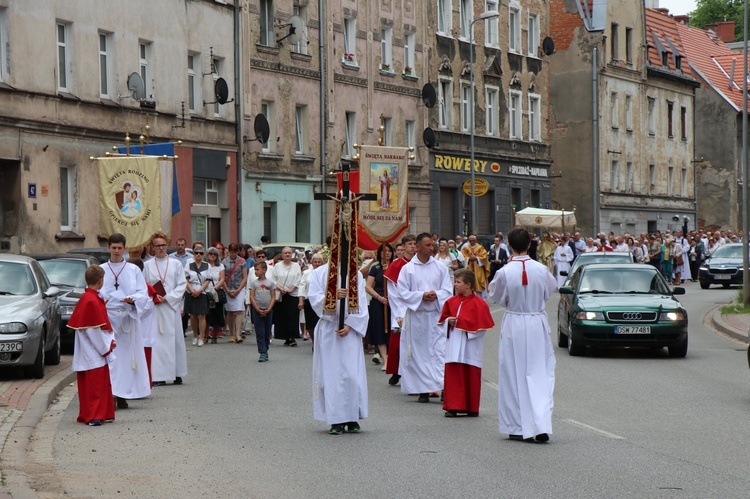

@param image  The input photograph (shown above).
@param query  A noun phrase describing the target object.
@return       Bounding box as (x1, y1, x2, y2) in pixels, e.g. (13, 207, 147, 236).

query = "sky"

(657, 0, 698, 16)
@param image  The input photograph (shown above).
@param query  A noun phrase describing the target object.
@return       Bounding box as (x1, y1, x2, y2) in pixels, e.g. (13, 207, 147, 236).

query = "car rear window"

(0, 262, 37, 296)
(38, 259, 87, 288)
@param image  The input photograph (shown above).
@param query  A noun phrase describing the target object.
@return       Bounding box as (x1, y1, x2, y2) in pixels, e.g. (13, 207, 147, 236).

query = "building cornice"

(250, 58, 321, 81)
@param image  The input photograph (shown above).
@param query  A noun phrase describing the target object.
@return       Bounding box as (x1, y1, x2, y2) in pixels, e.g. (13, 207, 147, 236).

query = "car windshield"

(0, 262, 37, 296)
(579, 268, 670, 295)
(570, 253, 632, 274)
(38, 259, 87, 288)
(712, 245, 742, 259)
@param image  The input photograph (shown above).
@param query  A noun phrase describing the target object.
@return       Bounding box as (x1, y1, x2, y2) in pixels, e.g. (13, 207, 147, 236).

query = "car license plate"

(614, 326, 650, 335)
(0, 342, 22, 353)
(714, 275, 732, 280)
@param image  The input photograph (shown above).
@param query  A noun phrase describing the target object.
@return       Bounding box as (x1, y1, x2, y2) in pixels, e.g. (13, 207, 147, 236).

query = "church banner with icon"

(356, 145, 409, 249)
(96, 156, 173, 249)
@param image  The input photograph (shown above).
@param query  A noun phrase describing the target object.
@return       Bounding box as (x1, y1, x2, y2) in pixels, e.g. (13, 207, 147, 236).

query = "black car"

(31, 254, 98, 350)
(699, 243, 743, 289)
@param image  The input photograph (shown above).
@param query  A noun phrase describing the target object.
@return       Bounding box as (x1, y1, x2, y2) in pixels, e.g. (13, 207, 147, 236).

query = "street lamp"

(469, 10, 500, 235)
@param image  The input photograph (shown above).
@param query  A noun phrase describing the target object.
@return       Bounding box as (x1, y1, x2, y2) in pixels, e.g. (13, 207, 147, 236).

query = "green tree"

(689, 0, 744, 41)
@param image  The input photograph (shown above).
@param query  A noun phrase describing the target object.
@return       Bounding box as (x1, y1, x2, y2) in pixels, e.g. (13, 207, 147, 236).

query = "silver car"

(0, 254, 62, 378)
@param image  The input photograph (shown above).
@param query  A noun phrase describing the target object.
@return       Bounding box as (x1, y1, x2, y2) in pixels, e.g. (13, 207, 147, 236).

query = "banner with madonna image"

(357, 145, 409, 249)
(96, 156, 173, 249)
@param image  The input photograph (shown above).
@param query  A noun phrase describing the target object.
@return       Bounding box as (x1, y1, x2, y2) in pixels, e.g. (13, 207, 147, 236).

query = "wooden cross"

(314, 160, 377, 329)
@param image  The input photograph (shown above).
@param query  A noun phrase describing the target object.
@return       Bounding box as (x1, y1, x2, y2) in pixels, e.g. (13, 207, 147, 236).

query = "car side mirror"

(671, 287, 685, 295)
(44, 286, 62, 298)
(560, 271, 568, 276)
(559, 286, 574, 295)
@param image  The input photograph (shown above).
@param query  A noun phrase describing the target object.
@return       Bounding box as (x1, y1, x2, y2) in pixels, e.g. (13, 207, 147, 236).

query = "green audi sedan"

(557, 264, 688, 358)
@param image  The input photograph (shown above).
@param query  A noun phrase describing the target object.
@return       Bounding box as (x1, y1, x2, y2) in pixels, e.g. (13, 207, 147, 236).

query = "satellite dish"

(542, 37, 555, 56)
(254, 114, 270, 144)
(215, 78, 229, 105)
(423, 127, 438, 149)
(127, 72, 146, 101)
(421, 83, 437, 108)
(288, 15, 305, 45)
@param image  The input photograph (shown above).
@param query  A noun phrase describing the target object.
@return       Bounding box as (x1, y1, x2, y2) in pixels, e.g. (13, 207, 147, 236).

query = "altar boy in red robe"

(69, 265, 117, 426)
(438, 269, 495, 417)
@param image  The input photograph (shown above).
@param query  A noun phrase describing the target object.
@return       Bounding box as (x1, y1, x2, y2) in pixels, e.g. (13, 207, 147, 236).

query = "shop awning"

(515, 207, 577, 229)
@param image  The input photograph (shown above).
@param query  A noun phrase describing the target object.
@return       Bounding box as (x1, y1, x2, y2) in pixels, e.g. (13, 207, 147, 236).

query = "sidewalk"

(708, 308, 750, 343)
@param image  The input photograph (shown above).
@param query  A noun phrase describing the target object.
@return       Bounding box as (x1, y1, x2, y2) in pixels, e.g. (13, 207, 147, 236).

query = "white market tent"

(514, 207, 577, 231)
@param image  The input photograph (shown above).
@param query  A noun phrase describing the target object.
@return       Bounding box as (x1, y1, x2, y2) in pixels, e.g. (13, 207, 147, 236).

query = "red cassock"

(69, 288, 116, 424)
(438, 293, 495, 415)
(384, 257, 410, 375)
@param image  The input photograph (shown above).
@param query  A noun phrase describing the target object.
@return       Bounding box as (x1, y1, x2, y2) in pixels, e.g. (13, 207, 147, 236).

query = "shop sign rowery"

(462, 178, 490, 197)
(433, 154, 549, 178)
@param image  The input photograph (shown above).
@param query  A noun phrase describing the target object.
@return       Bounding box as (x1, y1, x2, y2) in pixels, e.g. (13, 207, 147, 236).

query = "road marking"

(563, 419, 626, 440)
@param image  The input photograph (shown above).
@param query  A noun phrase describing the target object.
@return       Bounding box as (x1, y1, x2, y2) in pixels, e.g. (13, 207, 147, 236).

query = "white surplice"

(396, 256, 453, 394)
(553, 245, 573, 286)
(488, 255, 557, 439)
(441, 323, 485, 368)
(72, 327, 116, 372)
(144, 256, 188, 382)
(100, 262, 151, 399)
(309, 263, 369, 425)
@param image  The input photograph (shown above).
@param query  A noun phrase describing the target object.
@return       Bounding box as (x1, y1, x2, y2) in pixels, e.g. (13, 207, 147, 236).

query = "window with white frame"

(193, 179, 219, 206)
(405, 120, 416, 158)
(98, 31, 112, 98)
(292, 5, 307, 54)
(486, 86, 498, 136)
(56, 22, 73, 91)
(0, 8, 7, 83)
(139, 40, 152, 95)
(381, 27, 392, 70)
(344, 18, 357, 64)
(611, 160, 620, 192)
(486, 1, 499, 47)
(610, 92, 618, 128)
(528, 14, 539, 56)
(295, 105, 306, 154)
(260, 0, 274, 47)
(439, 78, 452, 129)
(261, 101, 275, 153)
(667, 165, 674, 196)
(404, 32, 415, 74)
(509, 90, 522, 139)
(212, 57, 223, 117)
(187, 53, 199, 112)
(625, 94, 632, 130)
(509, 6, 521, 53)
(437, 0, 452, 36)
(459, 0, 472, 39)
(344, 111, 357, 158)
(626, 161, 634, 193)
(528, 94, 541, 141)
(460, 83, 471, 132)
(382, 117, 393, 146)
(60, 166, 75, 231)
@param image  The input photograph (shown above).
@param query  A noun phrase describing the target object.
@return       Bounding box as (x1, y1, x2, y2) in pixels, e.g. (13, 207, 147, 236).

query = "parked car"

(699, 243, 743, 289)
(0, 255, 62, 378)
(31, 254, 98, 351)
(559, 251, 635, 286)
(67, 247, 125, 264)
(557, 263, 688, 358)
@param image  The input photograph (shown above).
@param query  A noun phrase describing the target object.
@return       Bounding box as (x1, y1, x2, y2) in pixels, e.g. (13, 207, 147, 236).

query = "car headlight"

(59, 305, 76, 315)
(659, 311, 686, 321)
(576, 311, 605, 320)
(699, 266, 708, 271)
(0, 323, 28, 333)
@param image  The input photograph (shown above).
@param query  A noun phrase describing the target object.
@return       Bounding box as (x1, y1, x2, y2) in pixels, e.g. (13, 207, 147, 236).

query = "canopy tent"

(514, 207, 577, 230)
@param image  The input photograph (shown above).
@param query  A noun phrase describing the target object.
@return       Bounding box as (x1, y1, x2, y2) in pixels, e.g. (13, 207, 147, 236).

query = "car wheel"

(557, 326, 568, 348)
(668, 336, 688, 358)
(722, 283, 731, 289)
(46, 332, 61, 366)
(567, 332, 585, 356)
(699, 281, 710, 290)
(26, 336, 45, 379)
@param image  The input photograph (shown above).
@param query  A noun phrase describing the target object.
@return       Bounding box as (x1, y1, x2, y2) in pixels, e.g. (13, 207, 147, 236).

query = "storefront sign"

(462, 178, 490, 197)
(508, 164, 549, 178)
(433, 154, 502, 174)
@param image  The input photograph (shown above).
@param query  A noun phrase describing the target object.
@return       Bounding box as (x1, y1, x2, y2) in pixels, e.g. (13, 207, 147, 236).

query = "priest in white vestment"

(100, 235, 151, 407)
(552, 238, 573, 286)
(489, 228, 557, 443)
(396, 233, 453, 402)
(144, 233, 188, 385)
(308, 263, 369, 434)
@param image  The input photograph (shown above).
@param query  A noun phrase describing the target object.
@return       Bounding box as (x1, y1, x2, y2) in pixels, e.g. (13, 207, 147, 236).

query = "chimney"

(706, 21, 735, 43)
(673, 15, 690, 25)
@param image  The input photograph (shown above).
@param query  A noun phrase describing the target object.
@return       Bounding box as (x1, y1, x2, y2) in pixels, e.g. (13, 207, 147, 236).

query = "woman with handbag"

(671, 238, 684, 286)
(184, 244, 210, 347)
(270, 247, 302, 346)
(205, 247, 226, 344)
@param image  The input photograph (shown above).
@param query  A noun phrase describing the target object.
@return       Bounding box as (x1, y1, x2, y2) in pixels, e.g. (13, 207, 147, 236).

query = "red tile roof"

(645, 8, 695, 79)
(676, 20, 747, 111)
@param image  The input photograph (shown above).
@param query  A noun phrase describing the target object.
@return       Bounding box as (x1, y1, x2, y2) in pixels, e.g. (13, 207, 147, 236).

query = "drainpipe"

(592, 46, 599, 236)
(319, 0, 327, 244)
(234, 1, 243, 243)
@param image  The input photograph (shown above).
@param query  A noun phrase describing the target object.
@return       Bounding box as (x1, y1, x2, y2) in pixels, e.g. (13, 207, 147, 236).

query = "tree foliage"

(690, 0, 745, 41)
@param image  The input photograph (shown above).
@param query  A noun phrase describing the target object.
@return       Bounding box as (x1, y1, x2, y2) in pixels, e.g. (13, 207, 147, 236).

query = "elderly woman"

(298, 253, 325, 343)
(205, 246, 226, 344)
(184, 242, 209, 347)
(661, 238, 674, 284)
(671, 237, 685, 285)
(222, 243, 248, 344)
(270, 246, 303, 346)
(584, 237, 597, 252)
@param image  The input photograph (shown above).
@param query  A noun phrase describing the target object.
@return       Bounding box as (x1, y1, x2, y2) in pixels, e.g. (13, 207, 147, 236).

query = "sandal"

(228, 338, 235, 343)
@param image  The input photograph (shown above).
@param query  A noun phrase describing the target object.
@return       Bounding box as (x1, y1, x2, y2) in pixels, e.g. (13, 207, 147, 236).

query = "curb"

(709, 307, 749, 343)
(1, 367, 76, 498)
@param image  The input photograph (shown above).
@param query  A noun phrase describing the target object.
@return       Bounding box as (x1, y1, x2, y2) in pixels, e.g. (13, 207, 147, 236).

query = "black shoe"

(115, 397, 129, 409)
(87, 420, 102, 426)
(152, 381, 166, 387)
(284, 339, 292, 346)
(345, 422, 360, 433)
(467, 412, 479, 417)
(534, 433, 550, 443)
(290, 340, 298, 347)
(509, 434, 534, 442)
(174, 377, 183, 385)
(417, 393, 430, 403)
(444, 410, 458, 418)
(329, 424, 345, 435)
(388, 374, 400, 386)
